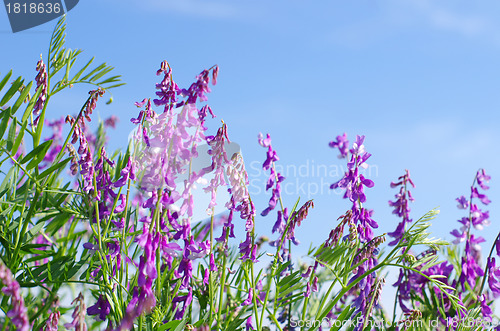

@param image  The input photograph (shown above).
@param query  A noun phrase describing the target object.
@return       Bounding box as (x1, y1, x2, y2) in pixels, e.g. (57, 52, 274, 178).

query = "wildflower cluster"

(2, 19, 500, 331)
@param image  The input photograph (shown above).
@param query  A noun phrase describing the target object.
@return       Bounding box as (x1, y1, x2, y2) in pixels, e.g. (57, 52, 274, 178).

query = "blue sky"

(2, 0, 500, 280)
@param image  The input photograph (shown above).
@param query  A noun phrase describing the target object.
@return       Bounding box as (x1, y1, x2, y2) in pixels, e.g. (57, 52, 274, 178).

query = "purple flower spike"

(387, 169, 415, 246)
(330, 134, 377, 242)
(0, 262, 29, 331)
(33, 56, 48, 126)
(64, 293, 87, 331)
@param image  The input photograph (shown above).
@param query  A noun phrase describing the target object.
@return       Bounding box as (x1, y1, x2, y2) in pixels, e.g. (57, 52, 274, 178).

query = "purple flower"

(456, 196, 469, 209)
(477, 169, 491, 190)
(87, 295, 111, 321)
(104, 115, 119, 128)
(0, 261, 29, 331)
(387, 169, 415, 246)
(209, 253, 218, 273)
(459, 241, 484, 290)
(302, 266, 313, 278)
(271, 209, 287, 236)
(329, 133, 349, 158)
(471, 187, 491, 205)
(176, 242, 194, 289)
(304, 282, 311, 297)
(187, 239, 211, 260)
(203, 123, 230, 212)
(488, 258, 500, 297)
(242, 287, 253, 306)
(114, 158, 136, 188)
(33, 56, 48, 125)
(480, 294, 492, 321)
(311, 276, 319, 292)
(255, 280, 266, 303)
(171, 288, 193, 320)
(245, 316, 254, 331)
(284, 200, 314, 242)
(239, 232, 258, 263)
(178, 66, 218, 104)
(138, 278, 157, 314)
(84, 88, 105, 122)
(64, 293, 87, 331)
(258, 133, 279, 171)
(40, 311, 60, 331)
(258, 133, 272, 148)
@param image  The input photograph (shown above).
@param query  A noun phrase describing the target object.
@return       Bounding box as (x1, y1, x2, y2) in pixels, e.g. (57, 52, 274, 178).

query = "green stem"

(11, 187, 41, 273)
(216, 231, 229, 328)
(478, 230, 500, 297)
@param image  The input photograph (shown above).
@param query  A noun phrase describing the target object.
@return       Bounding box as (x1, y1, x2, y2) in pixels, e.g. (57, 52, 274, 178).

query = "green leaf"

(225, 311, 251, 331)
(20, 140, 52, 170)
(11, 118, 27, 157)
(48, 256, 73, 281)
(26, 221, 45, 242)
(70, 57, 94, 82)
(0, 236, 12, 255)
(0, 107, 11, 140)
(49, 16, 66, 63)
(80, 63, 107, 81)
(67, 257, 88, 280)
(104, 83, 126, 89)
(98, 75, 121, 85)
(38, 157, 71, 180)
(6, 116, 17, 151)
(0, 76, 24, 107)
(21, 84, 42, 123)
(158, 321, 182, 331)
(11, 81, 33, 115)
(0, 70, 13, 92)
(89, 66, 113, 82)
(31, 264, 49, 282)
(0, 167, 15, 194)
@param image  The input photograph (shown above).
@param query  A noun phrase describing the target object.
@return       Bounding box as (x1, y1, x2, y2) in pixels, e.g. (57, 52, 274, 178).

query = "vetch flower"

(87, 295, 111, 321)
(242, 287, 253, 306)
(330, 135, 377, 242)
(33, 55, 48, 125)
(64, 293, 87, 331)
(0, 261, 29, 331)
(487, 258, 500, 297)
(203, 123, 230, 212)
(328, 133, 349, 158)
(41, 311, 60, 331)
(480, 294, 492, 321)
(285, 200, 314, 242)
(171, 288, 193, 320)
(387, 169, 415, 246)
